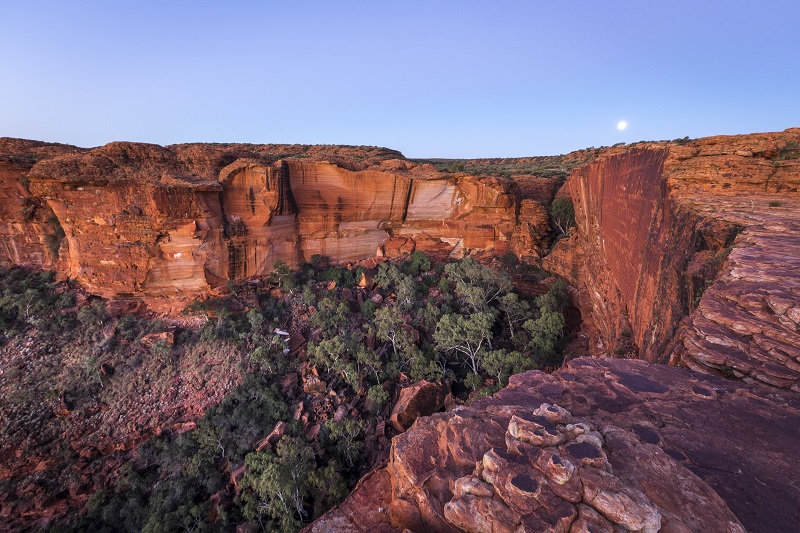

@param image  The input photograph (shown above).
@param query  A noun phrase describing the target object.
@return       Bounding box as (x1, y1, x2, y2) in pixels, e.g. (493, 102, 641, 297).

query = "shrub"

(360, 299, 378, 319)
(402, 250, 431, 276)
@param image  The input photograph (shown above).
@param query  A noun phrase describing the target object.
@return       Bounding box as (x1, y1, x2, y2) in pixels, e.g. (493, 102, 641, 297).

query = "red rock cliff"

(0, 139, 82, 269)
(544, 129, 800, 390)
(2, 141, 522, 312)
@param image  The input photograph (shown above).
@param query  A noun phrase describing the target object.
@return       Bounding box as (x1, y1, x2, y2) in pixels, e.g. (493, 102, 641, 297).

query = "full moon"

(617, 120, 628, 131)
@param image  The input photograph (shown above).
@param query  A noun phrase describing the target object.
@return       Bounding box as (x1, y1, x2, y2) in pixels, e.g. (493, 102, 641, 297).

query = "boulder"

(389, 380, 448, 432)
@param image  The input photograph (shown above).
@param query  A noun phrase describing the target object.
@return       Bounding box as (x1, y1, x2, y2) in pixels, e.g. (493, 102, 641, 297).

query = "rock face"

(544, 129, 800, 390)
(0, 139, 524, 311)
(388, 380, 448, 433)
(0, 139, 82, 269)
(316, 357, 800, 533)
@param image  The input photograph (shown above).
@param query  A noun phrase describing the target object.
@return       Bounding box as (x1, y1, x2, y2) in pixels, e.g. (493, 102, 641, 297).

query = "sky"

(1, 1, 799, 158)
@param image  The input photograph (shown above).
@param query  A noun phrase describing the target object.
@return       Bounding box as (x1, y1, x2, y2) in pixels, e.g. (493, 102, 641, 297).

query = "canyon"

(3, 139, 524, 313)
(1, 129, 800, 532)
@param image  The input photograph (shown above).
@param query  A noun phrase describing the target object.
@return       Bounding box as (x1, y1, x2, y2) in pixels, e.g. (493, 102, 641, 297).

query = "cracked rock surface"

(309, 357, 800, 533)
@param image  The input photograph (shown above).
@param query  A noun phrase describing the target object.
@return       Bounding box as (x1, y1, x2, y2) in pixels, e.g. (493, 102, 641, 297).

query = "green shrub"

(402, 250, 431, 276)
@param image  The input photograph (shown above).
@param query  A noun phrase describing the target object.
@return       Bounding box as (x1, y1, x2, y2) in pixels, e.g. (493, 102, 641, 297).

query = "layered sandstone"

(544, 129, 800, 390)
(0, 139, 82, 269)
(311, 357, 800, 533)
(2, 141, 526, 311)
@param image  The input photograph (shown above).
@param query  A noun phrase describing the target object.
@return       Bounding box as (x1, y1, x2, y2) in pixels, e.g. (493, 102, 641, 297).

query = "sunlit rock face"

(220, 160, 299, 279)
(0, 139, 80, 270)
(287, 161, 411, 262)
(4, 140, 526, 311)
(25, 143, 225, 311)
(543, 129, 800, 390)
(309, 357, 800, 533)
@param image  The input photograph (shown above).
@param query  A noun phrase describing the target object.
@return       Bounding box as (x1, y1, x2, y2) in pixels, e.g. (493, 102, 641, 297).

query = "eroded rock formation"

(0, 139, 82, 270)
(544, 129, 800, 390)
(0, 139, 527, 312)
(312, 357, 800, 533)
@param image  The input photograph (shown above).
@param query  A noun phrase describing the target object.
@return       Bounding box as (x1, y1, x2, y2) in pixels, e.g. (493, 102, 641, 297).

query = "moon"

(617, 120, 628, 131)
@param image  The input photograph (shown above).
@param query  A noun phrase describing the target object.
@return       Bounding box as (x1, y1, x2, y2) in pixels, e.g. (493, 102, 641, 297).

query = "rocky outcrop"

(544, 129, 800, 390)
(388, 380, 448, 433)
(0, 140, 526, 311)
(0, 139, 82, 270)
(315, 357, 800, 532)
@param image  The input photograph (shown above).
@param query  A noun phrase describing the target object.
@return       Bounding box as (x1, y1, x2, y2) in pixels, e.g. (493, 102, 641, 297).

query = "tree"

(433, 311, 495, 376)
(374, 261, 403, 289)
(523, 310, 565, 365)
(395, 275, 419, 311)
(523, 282, 569, 367)
(550, 198, 575, 236)
(268, 261, 297, 292)
(310, 297, 350, 336)
(444, 258, 511, 312)
(322, 419, 366, 469)
(308, 335, 349, 374)
(374, 307, 414, 360)
(402, 250, 431, 276)
(497, 292, 531, 339)
(481, 349, 533, 387)
(241, 436, 316, 531)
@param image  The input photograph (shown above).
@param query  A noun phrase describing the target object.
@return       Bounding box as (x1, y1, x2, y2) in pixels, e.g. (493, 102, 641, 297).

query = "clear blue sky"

(1, 1, 798, 157)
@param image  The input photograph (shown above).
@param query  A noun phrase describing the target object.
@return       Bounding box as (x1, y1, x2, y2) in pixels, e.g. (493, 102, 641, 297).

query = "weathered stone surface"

(389, 380, 448, 432)
(0, 138, 80, 269)
(543, 129, 800, 390)
(314, 358, 798, 532)
(300, 467, 398, 533)
(1, 139, 527, 312)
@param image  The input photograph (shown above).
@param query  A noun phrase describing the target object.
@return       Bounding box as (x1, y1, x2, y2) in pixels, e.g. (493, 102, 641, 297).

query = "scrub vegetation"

(0, 251, 573, 532)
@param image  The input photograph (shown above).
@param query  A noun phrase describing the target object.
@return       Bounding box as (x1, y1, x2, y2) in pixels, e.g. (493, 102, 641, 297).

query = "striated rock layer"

(311, 357, 800, 533)
(543, 129, 800, 390)
(0, 140, 531, 312)
(0, 139, 82, 270)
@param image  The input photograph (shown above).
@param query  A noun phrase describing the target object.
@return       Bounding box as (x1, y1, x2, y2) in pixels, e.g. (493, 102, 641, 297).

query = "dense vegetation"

(413, 154, 591, 180)
(0, 252, 572, 532)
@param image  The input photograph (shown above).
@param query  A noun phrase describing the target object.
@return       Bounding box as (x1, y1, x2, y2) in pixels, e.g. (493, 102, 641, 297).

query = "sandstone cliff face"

(26, 143, 226, 310)
(543, 129, 800, 390)
(0, 139, 82, 270)
(2, 141, 526, 311)
(310, 357, 800, 533)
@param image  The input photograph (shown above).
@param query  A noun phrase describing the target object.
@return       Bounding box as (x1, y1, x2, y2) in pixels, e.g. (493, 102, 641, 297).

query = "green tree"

(497, 292, 531, 339)
(374, 307, 412, 359)
(310, 297, 350, 336)
(374, 261, 403, 289)
(322, 419, 366, 469)
(308, 335, 349, 374)
(268, 260, 298, 292)
(481, 349, 533, 387)
(241, 436, 316, 531)
(550, 198, 576, 236)
(395, 275, 419, 311)
(444, 258, 511, 312)
(402, 250, 431, 276)
(433, 311, 495, 376)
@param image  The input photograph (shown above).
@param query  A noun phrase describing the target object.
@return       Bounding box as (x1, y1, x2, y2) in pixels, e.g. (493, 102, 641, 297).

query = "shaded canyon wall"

(544, 130, 800, 390)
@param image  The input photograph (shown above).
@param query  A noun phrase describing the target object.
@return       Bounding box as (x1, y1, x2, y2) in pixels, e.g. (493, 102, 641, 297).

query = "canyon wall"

(0, 140, 81, 270)
(1, 140, 525, 312)
(544, 130, 800, 390)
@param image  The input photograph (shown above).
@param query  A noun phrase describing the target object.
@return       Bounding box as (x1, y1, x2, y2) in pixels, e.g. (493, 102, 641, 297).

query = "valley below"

(1, 129, 799, 532)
